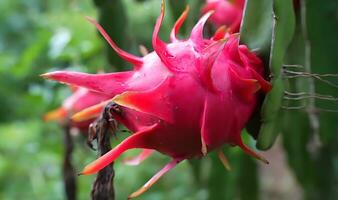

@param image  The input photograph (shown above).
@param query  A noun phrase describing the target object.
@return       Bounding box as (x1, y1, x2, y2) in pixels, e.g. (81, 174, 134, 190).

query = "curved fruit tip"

(44, 107, 68, 121)
(79, 124, 159, 175)
(249, 68, 272, 93)
(85, 16, 143, 68)
(190, 10, 214, 49)
(41, 71, 95, 88)
(71, 100, 112, 122)
(40, 72, 55, 80)
(217, 149, 232, 171)
(152, 0, 175, 70)
(122, 149, 153, 166)
(41, 71, 133, 95)
(128, 159, 182, 199)
(170, 5, 190, 42)
(236, 135, 269, 164)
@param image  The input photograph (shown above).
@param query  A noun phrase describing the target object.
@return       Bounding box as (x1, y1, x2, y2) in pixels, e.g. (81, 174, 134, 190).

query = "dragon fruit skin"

(42, 1, 271, 198)
(201, 0, 245, 33)
(44, 87, 112, 130)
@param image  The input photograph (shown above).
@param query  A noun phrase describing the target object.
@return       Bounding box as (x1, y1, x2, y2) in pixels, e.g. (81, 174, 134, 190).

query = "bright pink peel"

(201, 0, 245, 33)
(43, 0, 271, 198)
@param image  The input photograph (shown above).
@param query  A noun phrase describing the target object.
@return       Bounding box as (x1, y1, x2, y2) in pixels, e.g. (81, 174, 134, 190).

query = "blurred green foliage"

(0, 0, 337, 200)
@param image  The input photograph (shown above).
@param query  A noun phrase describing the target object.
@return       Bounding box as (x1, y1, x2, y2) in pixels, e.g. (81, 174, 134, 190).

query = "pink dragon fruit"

(44, 86, 111, 130)
(201, 0, 245, 33)
(42, 1, 271, 198)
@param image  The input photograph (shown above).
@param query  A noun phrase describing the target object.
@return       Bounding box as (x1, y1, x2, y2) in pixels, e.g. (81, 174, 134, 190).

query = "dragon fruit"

(44, 86, 111, 130)
(42, 1, 271, 198)
(201, 0, 245, 33)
